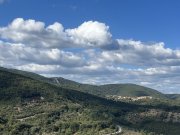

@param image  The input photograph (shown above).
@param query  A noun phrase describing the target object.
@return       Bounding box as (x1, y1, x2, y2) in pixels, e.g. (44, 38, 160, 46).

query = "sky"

(0, 0, 180, 93)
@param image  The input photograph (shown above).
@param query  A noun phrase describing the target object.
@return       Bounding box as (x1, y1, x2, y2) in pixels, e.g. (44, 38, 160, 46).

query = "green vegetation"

(0, 67, 180, 135)
(166, 94, 180, 101)
(0, 67, 168, 99)
(51, 77, 168, 99)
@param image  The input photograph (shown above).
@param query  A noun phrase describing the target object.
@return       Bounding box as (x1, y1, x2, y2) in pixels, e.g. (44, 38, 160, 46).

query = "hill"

(0, 67, 168, 99)
(166, 94, 180, 100)
(0, 67, 180, 135)
(51, 77, 167, 99)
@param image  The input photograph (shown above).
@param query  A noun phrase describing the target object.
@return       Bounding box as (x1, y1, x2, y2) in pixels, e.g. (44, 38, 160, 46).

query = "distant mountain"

(51, 77, 167, 99)
(166, 94, 180, 100)
(0, 67, 175, 101)
(0, 67, 170, 100)
(0, 67, 180, 135)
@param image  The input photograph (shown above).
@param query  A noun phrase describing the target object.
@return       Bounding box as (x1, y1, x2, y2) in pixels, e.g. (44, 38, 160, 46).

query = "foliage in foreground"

(0, 69, 180, 135)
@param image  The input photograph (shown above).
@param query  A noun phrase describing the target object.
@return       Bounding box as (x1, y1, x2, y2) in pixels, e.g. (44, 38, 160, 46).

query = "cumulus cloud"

(0, 41, 86, 67)
(0, 18, 112, 48)
(0, 18, 68, 48)
(0, 18, 180, 93)
(66, 21, 112, 47)
(98, 39, 180, 66)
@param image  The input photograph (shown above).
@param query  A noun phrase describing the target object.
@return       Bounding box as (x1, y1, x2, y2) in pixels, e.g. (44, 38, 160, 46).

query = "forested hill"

(0, 67, 168, 99)
(0, 67, 180, 135)
(53, 77, 167, 99)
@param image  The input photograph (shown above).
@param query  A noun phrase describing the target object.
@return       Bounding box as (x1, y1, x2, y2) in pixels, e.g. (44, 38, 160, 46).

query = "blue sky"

(1, 0, 180, 49)
(0, 0, 180, 93)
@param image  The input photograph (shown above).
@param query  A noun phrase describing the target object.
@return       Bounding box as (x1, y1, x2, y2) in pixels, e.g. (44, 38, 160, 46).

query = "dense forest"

(0, 68, 180, 135)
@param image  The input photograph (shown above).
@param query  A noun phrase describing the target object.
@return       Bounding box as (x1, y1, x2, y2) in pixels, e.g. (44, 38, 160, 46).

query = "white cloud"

(0, 18, 68, 48)
(0, 18, 112, 48)
(0, 18, 180, 93)
(97, 39, 180, 67)
(66, 21, 112, 47)
(47, 22, 64, 33)
(0, 41, 86, 67)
